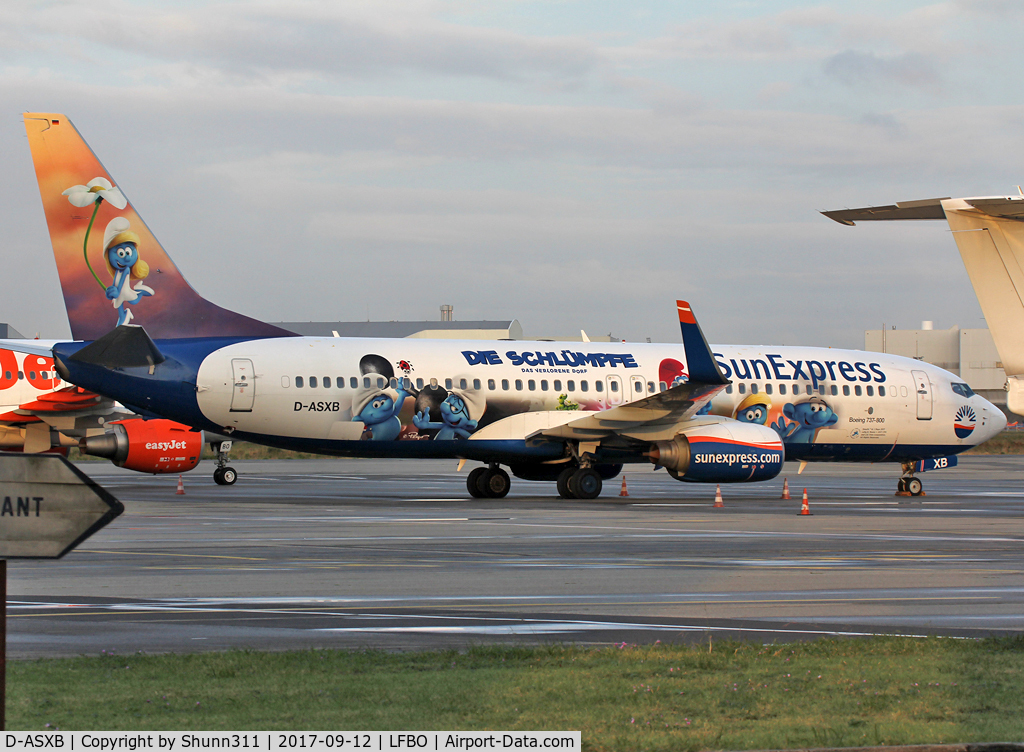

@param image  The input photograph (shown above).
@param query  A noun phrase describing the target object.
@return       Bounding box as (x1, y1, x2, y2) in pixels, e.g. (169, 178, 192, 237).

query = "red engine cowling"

(648, 419, 784, 483)
(80, 419, 203, 474)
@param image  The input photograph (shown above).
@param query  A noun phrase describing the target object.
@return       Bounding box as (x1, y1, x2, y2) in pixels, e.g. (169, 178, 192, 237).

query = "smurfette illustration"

(102, 217, 154, 326)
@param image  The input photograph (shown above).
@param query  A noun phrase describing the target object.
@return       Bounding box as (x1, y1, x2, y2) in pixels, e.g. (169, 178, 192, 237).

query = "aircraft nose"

(976, 398, 1007, 443)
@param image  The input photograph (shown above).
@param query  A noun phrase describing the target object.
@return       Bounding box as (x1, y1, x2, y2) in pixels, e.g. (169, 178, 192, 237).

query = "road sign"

(0, 454, 124, 559)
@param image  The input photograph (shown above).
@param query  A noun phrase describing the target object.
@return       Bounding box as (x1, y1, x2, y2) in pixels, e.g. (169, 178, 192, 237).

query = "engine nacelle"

(80, 419, 203, 474)
(648, 420, 784, 483)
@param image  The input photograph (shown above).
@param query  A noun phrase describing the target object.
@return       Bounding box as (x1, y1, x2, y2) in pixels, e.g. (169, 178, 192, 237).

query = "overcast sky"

(4, 0, 1023, 347)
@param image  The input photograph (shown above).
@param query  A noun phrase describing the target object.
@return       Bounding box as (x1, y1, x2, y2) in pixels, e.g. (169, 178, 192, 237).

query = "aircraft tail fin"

(23, 113, 293, 342)
(824, 194, 1024, 412)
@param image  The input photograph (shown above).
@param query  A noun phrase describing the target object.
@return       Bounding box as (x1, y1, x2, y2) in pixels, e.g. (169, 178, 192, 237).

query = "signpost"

(0, 454, 125, 729)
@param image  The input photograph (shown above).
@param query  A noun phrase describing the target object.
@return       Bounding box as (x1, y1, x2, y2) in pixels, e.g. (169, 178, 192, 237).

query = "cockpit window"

(950, 382, 975, 398)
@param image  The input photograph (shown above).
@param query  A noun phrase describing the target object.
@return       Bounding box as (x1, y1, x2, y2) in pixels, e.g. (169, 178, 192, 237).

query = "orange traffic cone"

(781, 478, 790, 500)
(619, 476, 629, 497)
(713, 484, 724, 508)
(799, 488, 811, 515)
(176, 475, 185, 495)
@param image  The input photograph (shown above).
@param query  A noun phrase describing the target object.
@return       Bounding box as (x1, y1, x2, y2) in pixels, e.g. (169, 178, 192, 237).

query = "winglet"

(676, 300, 729, 386)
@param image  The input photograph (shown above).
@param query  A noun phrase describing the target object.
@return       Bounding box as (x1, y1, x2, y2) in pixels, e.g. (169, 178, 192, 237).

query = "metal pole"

(1, 559, 6, 731)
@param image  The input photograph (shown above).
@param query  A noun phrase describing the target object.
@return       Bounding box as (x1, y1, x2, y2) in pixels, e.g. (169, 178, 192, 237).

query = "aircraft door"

(230, 358, 255, 412)
(630, 376, 646, 403)
(911, 369, 932, 420)
(606, 375, 624, 405)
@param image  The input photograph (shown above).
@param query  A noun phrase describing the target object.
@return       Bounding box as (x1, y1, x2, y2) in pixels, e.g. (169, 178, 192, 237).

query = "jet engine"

(648, 420, 784, 483)
(79, 419, 203, 474)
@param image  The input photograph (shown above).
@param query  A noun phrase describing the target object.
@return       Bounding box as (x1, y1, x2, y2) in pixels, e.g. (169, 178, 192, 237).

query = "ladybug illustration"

(396, 359, 414, 374)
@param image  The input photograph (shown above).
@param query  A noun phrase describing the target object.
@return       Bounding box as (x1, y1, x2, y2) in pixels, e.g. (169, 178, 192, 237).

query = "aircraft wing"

(471, 300, 731, 444)
(0, 386, 128, 452)
(0, 339, 62, 357)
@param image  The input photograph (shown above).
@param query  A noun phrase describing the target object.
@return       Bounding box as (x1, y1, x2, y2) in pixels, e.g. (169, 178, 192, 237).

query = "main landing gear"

(212, 440, 238, 486)
(467, 464, 511, 498)
(556, 466, 603, 500)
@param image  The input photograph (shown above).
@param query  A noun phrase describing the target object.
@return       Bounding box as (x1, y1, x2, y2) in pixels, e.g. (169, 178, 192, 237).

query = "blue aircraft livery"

(11, 112, 1009, 499)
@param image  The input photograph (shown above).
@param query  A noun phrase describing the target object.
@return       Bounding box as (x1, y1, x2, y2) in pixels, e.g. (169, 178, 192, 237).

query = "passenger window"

(659, 381, 668, 392)
(281, 376, 290, 388)
(541, 380, 548, 391)
(28, 371, 36, 380)
(610, 381, 619, 392)
(3, 371, 10, 380)
(502, 379, 510, 390)
(488, 379, 496, 390)
(445, 378, 453, 389)
(457, 378, 465, 389)
(568, 380, 576, 391)
(751, 383, 759, 394)
(473, 379, 481, 390)
(528, 379, 536, 390)
(725, 385, 733, 394)
(765, 383, 773, 395)
(295, 376, 304, 388)
(416, 378, 424, 389)
(595, 381, 604, 393)
(402, 377, 411, 389)
(323, 377, 331, 388)
(901, 386, 908, 397)
(17, 372, 22, 380)
(830, 385, 838, 396)
(878, 385, 885, 396)
(363, 376, 371, 388)
(867, 385, 874, 396)
(843, 385, 850, 396)
(310, 376, 318, 388)
(855, 385, 862, 396)
(350, 377, 358, 389)
(515, 379, 523, 391)
(738, 383, 746, 394)
(818, 385, 826, 396)
(554, 380, 562, 391)
(779, 384, 786, 395)
(581, 381, 589, 392)
(647, 381, 655, 392)
(377, 377, 386, 388)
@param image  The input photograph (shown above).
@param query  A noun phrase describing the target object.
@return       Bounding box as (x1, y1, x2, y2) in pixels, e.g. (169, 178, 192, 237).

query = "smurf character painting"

(351, 382, 412, 441)
(733, 393, 771, 425)
(772, 397, 838, 443)
(102, 217, 154, 325)
(413, 384, 486, 440)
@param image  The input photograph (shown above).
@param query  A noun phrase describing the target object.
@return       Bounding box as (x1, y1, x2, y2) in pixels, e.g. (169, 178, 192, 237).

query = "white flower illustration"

(62, 177, 127, 210)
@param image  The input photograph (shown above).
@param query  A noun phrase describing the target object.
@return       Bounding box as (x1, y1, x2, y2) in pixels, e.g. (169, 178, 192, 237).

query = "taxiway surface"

(8, 456, 1024, 657)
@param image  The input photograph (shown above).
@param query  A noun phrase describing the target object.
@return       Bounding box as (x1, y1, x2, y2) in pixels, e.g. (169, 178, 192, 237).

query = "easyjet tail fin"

(824, 194, 1024, 413)
(24, 113, 293, 342)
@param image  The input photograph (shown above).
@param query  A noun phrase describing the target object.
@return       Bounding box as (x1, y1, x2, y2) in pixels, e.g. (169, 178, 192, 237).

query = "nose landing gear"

(897, 462, 924, 496)
(211, 440, 238, 485)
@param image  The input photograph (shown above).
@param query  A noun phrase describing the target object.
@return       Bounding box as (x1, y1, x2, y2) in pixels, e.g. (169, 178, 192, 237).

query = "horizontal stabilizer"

(822, 198, 949, 225)
(69, 325, 165, 368)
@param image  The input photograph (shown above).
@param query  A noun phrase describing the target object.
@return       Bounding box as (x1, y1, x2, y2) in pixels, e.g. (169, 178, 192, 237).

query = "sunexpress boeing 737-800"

(7, 113, 1005, 498)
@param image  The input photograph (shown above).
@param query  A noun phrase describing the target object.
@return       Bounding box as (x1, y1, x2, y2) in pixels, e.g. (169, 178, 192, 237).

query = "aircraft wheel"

(467, 467, 488, 498)
(897, 478, 908, 494)
(556, 467, 576, 499)
(906, 477, 923, 496)
(213, 468, 225, 485)
(220, 467, 238, 485)
(570, 468, 602, 500)
(481, 467, 511, 498)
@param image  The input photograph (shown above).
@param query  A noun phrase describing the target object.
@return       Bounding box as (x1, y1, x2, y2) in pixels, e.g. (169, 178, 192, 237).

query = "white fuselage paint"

(194, 337, 1004, 457)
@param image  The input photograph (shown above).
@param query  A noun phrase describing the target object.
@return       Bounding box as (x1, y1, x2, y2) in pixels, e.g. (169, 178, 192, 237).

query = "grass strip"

(9, 637, 1024, 748)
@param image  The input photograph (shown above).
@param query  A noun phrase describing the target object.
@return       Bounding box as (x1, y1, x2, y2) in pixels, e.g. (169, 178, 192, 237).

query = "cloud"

(823, 50, 941, 89)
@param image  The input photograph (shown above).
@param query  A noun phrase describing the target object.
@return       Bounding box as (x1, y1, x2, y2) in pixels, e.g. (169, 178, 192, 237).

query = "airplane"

(6, 112, 1006, 498)
(0, 342, 213, 476)
(823, 194, 1024, 419)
